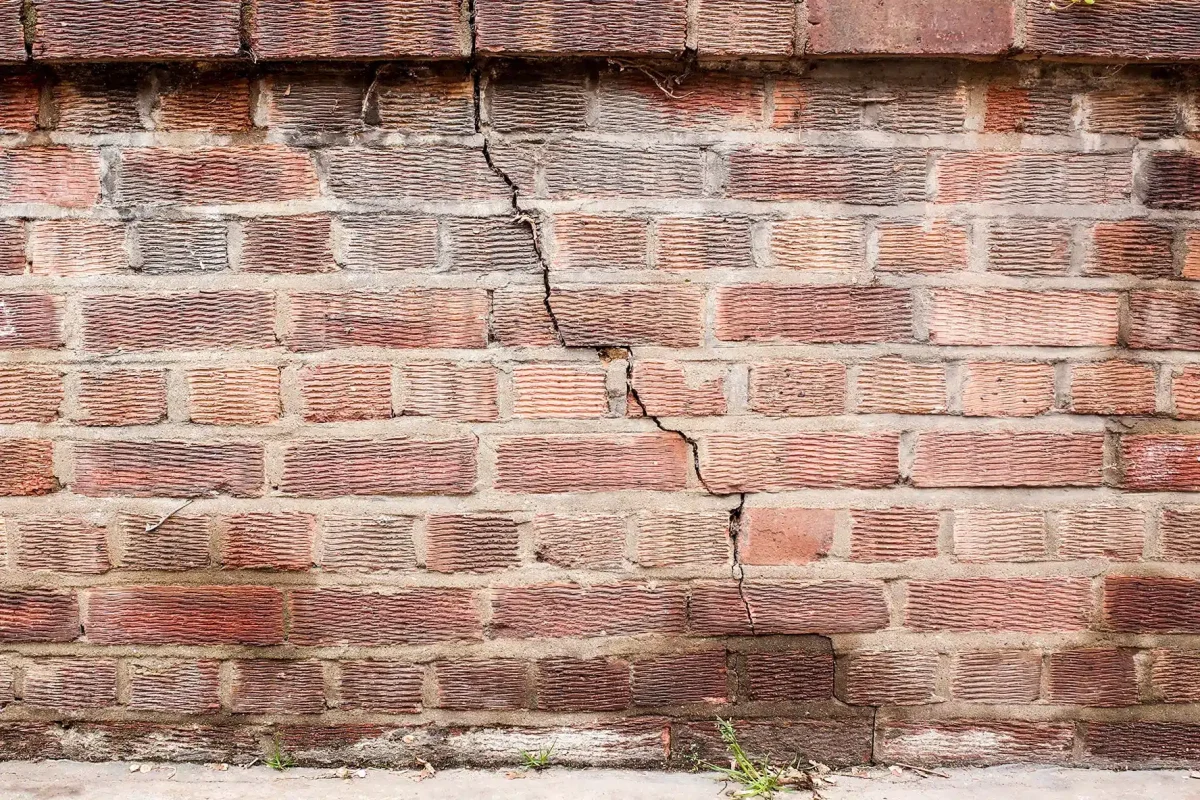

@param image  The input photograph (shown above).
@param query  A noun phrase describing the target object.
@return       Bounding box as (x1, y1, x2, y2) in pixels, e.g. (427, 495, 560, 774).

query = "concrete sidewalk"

(1, 761, 1199, 800)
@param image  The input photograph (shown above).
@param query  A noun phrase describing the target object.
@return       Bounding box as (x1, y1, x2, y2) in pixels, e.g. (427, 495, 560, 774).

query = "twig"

(144, 498, 196, 534)
(891, 762, 950, 778)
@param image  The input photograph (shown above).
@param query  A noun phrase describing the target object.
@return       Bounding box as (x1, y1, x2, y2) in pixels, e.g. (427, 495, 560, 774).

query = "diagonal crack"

(472, 55, 756, 635)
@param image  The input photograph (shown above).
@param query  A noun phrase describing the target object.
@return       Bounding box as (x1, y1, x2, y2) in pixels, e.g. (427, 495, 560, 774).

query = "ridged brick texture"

(0, 50, 1198, 770)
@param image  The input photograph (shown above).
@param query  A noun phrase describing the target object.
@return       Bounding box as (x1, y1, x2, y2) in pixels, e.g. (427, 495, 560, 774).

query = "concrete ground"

(1, 761, 1199, 800)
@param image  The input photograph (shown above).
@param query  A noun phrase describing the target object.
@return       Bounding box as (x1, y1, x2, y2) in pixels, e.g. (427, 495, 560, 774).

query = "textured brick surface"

(476, 0, 687, 56)
(807, 0, 1014, 55)
(252, 0, 466, 60)
(33, 0, 241, 61)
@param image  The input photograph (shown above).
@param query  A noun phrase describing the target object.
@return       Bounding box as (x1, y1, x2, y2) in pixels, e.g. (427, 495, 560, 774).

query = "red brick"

(727, 147, 926, 202)
(938, 152, 1130, 204)
(0, 293, 62, 349)
(0, 149, 100, 207)
(116, 513, 211, 571)
(262, 71, 366, 133)
(128, 661, 221, 713)
(983, 86, 1073, 135)
(476, 0, 686, 55)
(240, 216, 335, 274)
(1151, 650, 1200, 703)
(879, 719, 1074, 766)
(73, 440, 263, 498)
(842, 651, 939, 705)
(906, 578, 1093, 632)
(632, 652, 727, 705)
(913, 432, 1104, 487)
(696, 0, 794, 56)
(636, 511, 730, 567)
(319, 515, 416, 572)
(494, 434, 689, 493)
(739, 508, 834, 566)
(398, 362, 498, 422)
(81, 292, 275, 353)
(28, 220, 126, 276)
(875, 84, 969, 133)
(533, 514, 626, 570)
(491, 286, 559, 348)
(288, 290, 488, 351)
(0, 219, 24, 274)
(231, 660, 325, 715)
(876, 219, 968, 272)
(33, 0, 240, 60)
(1047, 649, 1137, 707)
(53, 76, 141, 132)
(807, 0, 1013, 55)
(656, 217, 755, 270)
(338, 662, 423, 713)
(155, 73, 251, 131)
(1129, 292, 1200, 350)
(221, 512, 314, 571)
(929, 290, 1117, 346)
(485, 75, 588, 134)
(325, 147, 509, 202)
(289, 588, 480, 646)
(300, 363, 392, 423)
(596, 73, 765, 132)
(75, 370, 165, 426)
(120, 147, 318, 205)
(0, 366, 61, 423)
(1160, 508, 1200, 561)
(748, 361, 846, 417)
(771, 79, 865, 130)
(280, 437, 476, 497)
(436, 660, 527, 710)
(1174, 367, 1200, 419)
(536, 658, 631, 711)
(1144, 152, 1200, 210)
(630, 361, 725, 417)
(1186, 230, 1200, 280)
(14, 517, 109, 574)
(492, 583, 687, 638)
(1121, 435, 1200, 491)
(511, 364, 609, 419)
(253, 0, 465, 59)
(426, 514, 519, 573)
(1087, 220, 1175, 278)
(1071, 361, 1157, 416)
(71, 722, 257, 764)
(770, 218, 864, 270)
(701, 433, 900, 493)
(716, 286, 911, 343)
(0, 75, 40, 133)
(1087, 722, 1200, 765)
(552, 214, 647, 271)
(1105, 575, 1200, 633)
(962, 362, 1054, 417)
(377, 72, 474, 133)
(1026, 0, 1200, 61)
(23, 659, 117, 710)
(745, 650, 835, 701)
(953, 509, 1046, 563)
(691, 580, 889, 635)
(336, 214, 439, 272)
(849, 508, 940, 562)
(1058, 508, 1144, 561)
(134, 220, 227, 274)
(85, 586, 284, 645)
(0, 590, 77, 642)
(0, 440, 55, 496)
(953, 650, 1041, 703)
(856, 358, 947, 414)
(444, 217, 540, 273)
(552, 286, 704, 347)
(987, 220, 1071, 274)
(187, 366, 280, 425)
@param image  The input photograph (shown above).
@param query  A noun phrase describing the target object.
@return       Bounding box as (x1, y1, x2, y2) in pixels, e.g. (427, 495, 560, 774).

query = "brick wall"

(1, 0, 1200, 770)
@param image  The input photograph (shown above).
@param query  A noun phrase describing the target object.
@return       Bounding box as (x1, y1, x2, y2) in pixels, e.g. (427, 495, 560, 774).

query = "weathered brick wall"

(1, 0, 1200, 772)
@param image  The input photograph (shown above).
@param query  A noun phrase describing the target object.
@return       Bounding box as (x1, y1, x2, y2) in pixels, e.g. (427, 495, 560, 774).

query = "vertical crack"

(472, 44, 756, 635)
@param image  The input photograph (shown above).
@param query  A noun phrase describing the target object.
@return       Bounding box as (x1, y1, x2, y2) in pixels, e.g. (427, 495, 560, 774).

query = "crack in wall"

(469, 43, 756, 633)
